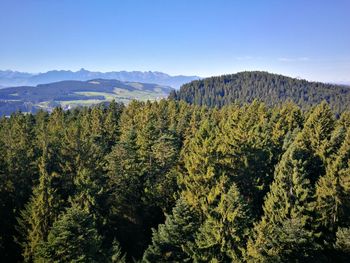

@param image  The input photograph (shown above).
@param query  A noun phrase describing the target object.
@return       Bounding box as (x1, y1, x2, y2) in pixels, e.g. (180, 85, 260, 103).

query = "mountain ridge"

(0, 69, 200, 89)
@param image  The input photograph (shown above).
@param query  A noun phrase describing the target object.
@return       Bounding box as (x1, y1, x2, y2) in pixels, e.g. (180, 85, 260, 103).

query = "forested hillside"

(0, 79, 172, 116)
(170, 71, 350, 113)
(0, 100, 350, 262)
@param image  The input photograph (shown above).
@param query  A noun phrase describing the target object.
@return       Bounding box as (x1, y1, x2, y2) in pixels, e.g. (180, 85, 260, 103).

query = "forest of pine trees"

(0, 99, 349, 262)
(169, 71, 350, 113)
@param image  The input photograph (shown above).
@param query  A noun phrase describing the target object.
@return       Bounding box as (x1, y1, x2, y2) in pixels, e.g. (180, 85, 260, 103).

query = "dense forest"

(0, 99, 350, 262)
(169, 71, 350, 113)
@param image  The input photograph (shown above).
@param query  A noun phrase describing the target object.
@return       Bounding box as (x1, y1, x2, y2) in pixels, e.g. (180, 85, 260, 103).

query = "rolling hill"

(0, 79, 173, 115)
(170, 71, 350, 113)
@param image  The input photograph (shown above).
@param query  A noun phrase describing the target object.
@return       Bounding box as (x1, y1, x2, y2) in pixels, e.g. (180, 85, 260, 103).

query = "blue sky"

(0, 0, 349, 82)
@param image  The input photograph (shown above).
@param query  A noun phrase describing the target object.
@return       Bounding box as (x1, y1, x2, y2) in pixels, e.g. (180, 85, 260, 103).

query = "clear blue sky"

(0, 0, 349, 82)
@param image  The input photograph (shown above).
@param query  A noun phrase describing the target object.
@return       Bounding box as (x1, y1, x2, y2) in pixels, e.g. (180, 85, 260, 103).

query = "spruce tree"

(18, 146, 61, 262)
(142, 198, 199, 262)
(0, 113, 37, 261)
(179, 119, 222, 213)
(335, 227, 350, 260)
(315, 128, 350, 243)
(302, 101, 335, 164)
(35, 204, 103, 263)
(216, 101, 275, 215)
(194, 183, 251, 262)
(246, 141, 318, 262)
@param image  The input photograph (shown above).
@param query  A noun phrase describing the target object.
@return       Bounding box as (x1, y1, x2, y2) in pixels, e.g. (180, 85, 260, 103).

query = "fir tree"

(142, 198, 199, 262)
(18, 146, 61, 262)
(315, 128, 350, 244)
(35, 204, 103, 263)
(194, 183, 251, 262)
(246, 142, 318, 262)
(179, 119, 222, 213)
(335, 227, 350, 260)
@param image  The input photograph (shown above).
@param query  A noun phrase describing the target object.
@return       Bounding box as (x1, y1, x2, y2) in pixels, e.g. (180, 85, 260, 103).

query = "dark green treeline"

(0, 99, 349, 262)
(169, 71, 350, 113)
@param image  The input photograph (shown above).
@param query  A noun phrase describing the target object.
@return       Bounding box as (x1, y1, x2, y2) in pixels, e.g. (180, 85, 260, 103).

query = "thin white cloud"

(278, 57, 310, 62)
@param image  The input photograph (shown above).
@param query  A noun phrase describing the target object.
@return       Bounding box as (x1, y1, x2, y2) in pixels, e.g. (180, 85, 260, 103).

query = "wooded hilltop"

(170, 71, 350, 113)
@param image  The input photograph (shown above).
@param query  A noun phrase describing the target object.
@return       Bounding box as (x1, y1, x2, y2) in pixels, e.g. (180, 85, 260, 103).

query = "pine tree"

(142, 198, 200, 263)
(270, 102, 303, 156)
(18, 146, 62, 262)
(194, 183, 251, 262)
(103, 101, 124, 150)
(35, 204, 103, 263)
(72, 167, 107, 223)
(315, 128, 350, 243)
(246, 141, 318, 262)
(302, 101, 335, 163)
(216, 101, 275, 216)
(0, 113, 38, 261)
(335, 227, 350, 260)
(179, 119, 223, 213)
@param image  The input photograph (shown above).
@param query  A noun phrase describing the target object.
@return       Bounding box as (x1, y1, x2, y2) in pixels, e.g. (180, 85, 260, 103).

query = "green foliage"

(35, 204, 103, 263)
(335, 228, 350, 254)
(246, 141, 318, 261)
(0, 99, 349, 262)
(315, 128, 350, 244)
(18, 144, 62, 262)
(194, 184, 251, 262)
(171, 71, 350, 113)
(142, 198, 199, 262)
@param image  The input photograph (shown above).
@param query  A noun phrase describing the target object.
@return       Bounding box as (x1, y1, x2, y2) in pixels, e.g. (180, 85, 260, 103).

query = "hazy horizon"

(1, 0, 349, 83)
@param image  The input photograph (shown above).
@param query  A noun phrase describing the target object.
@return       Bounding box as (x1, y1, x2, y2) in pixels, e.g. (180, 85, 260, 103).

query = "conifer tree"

(142, 198, 199, 263)
(0, 113, 38, 261)
(335, 227, 350, 260)
(18, 145, 61, 262)
(35, 204, 104, 263)
(104, 101, 124, 150)
(216, 101, 274, 216)
(270, 102, 303, 155)
(315, 128, 350, 243)
(246, 141, 318, 262)
(194, 183, 251, 262)
(109, 239, 126, 263)
(179, 119, 222, 213)
(302, 101, 335, 163)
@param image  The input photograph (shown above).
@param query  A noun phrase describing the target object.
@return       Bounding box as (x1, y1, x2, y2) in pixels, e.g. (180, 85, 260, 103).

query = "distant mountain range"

(170, 71, 350, 113)
(0, 69, 200, 89)
(0, 79, 173, 116)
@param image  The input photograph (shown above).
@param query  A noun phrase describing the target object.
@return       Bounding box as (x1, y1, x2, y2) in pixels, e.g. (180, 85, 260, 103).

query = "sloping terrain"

(0, 79, 173, 115)
(170, 71, 350, 113)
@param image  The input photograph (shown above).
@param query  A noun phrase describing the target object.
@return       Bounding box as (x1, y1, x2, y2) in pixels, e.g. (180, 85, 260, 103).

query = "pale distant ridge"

(0, 69, 200, 89)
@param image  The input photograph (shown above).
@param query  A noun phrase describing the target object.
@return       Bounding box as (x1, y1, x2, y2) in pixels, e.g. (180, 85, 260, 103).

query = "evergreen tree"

(0, 113, 37, 261)
(172, 71, 350, 113)
(335, 227, 350, 260)
(35, 204, 103, 263)
(194, 183, 251, 262)
(246, 141, 318, 262)
(179, 119, 222, 213)
(18, 146, 62, 262)
(142, 198, 199, 262)
(315, 128, 350, 244)
(216, 101, 275, 216)
(302, 101, 335, 165)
